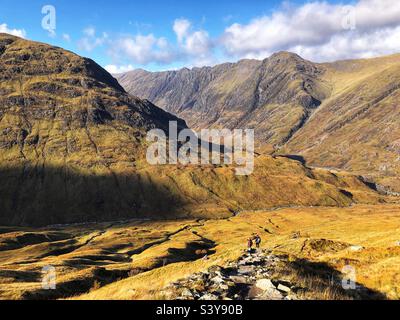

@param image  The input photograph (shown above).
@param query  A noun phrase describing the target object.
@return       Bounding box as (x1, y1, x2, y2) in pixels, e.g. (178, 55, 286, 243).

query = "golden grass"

(76, 204, 400, 300)
(3, 204, 398, 300)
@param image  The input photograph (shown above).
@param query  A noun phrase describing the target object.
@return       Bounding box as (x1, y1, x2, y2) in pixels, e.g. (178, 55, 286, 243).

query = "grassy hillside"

(282, 55, 400, 191)
(0, 34, 384, 226)
(1, 204, 399, 300)
(117, 52, 400, 192)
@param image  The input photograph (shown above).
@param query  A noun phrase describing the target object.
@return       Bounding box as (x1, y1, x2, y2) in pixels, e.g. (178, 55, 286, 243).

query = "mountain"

(281, 55, 400, 192)
(0, 34, 382, 226)
(116, 53, 400, 191)
(0, 33, 186, 226)
(116, 52, 330, 150)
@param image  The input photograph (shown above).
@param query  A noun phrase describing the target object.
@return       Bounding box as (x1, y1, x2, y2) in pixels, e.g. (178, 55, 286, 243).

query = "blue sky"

(1, 0, 400, 72)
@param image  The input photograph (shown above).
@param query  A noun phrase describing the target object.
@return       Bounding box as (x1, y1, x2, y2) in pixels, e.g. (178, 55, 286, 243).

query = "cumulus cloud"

(77, 27, 108, 52)
(173, 19, 213, 66)
(106, 19, 214, 67)
(108, 34, 176, 65)
(0, 23, 26, 38)
(104, 64, 135, 74)
(173, 19, 191, 43)
(221, 0, 400, 62)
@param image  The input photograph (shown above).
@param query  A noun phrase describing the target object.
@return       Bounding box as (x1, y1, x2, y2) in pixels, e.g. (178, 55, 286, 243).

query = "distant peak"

(268, 51, 304, 61)
(0, 32, 19, 39)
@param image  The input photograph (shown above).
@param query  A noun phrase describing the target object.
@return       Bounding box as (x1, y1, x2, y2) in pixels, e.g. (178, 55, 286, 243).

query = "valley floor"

(1, 204, 400, 300)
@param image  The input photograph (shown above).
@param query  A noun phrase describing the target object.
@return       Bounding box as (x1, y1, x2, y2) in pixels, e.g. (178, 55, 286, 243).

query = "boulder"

(219, 284, 229, 291)
(199, 293, 219, 300)
(255, 279, 276, 291)
(349, 245, 364, 252)
(211, 276, 224, 284)
(256, 288, 284, 300)
(229, 275, 250, 284)
(237, 265, 255, 275)
(277, 284, 291, 293)
(180, 288, 193, 298)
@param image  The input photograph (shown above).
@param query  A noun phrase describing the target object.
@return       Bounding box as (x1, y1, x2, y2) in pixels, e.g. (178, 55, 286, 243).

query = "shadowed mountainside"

(0, 155, 385, 227)
(0, 34, 385, 226)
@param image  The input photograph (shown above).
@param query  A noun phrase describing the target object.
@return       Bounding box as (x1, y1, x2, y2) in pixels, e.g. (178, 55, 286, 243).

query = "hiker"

(247, 237, 253, 253)
(254, 234, 261, 249)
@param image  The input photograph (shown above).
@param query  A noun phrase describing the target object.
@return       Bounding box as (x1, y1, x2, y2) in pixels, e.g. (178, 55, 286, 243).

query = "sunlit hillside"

(1, 204, 399, 300)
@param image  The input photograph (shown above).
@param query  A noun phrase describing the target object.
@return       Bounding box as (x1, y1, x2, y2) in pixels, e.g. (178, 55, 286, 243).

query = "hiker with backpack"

(254, 234, 261, 249)
(247, 237, 253, 253)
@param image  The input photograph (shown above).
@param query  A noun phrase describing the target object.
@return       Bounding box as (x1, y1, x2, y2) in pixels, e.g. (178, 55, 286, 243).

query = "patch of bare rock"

(163, 250, 298, 300)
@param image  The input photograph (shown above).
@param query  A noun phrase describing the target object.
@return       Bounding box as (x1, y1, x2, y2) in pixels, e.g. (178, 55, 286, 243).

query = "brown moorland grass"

(1, 204, 399, 300)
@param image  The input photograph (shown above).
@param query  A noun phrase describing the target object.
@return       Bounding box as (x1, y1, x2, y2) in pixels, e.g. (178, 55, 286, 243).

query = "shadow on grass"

(166, 238, 216, 265)
(0, 165, 191, 227)
(285, 257, 387, 300)
(22, 267, 129, 300)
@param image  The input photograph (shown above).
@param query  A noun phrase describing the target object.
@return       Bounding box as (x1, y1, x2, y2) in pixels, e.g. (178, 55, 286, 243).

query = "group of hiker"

(247, 234, 262, 253)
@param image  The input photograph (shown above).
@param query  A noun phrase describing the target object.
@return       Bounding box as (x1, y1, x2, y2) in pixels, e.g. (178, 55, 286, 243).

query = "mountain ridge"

(116, 51, 400, 191)
(116, 51, 330, 149)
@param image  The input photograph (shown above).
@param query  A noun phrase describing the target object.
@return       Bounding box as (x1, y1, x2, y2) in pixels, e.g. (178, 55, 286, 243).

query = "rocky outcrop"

(162, 249, 385, 300)
(163, 251, 299, 300)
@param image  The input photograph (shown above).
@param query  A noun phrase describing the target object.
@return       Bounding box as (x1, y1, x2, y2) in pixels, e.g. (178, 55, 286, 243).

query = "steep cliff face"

(116, 52, 330, 148)
(117, 52, 400, 191)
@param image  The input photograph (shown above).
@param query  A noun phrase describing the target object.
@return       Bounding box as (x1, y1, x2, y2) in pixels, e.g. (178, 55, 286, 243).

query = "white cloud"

(108, 34, 176, 65)
(62, 33, 71, 42)
(173, 19, 191, 43)
(221, 0, 400, 62)
(0, 23, 26, 38)
(172, 19, 213, 65)
(183, 30, 211, 56)
(291, 26, 400, 62)
(83, 27, 96, 37)
(106, 19, 215, 68)
(77, 27, 108, 52)
(104, 64, 135, 74)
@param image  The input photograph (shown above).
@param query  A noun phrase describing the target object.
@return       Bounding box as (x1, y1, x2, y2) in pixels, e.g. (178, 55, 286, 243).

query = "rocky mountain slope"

(281, 55, 400, 192)
(0, 34, 383, 226)
(0, 33, 186, 226)
(116, 53, 400, 191)
(116, 52, 330, 149)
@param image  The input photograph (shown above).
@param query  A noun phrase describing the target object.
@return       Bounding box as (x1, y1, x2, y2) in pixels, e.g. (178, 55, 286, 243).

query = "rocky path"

(164, 250, 297, 300)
